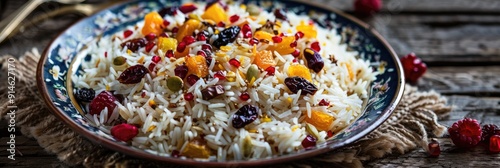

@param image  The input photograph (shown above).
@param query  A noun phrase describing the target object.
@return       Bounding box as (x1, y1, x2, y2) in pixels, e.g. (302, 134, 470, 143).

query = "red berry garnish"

(295, 31, 304, 40)
(239, 92, 250, 101)
(182, 36, 196, 45)
(291, 49, 300, 57)
(272, 36, 283, 43)
(214, 71, 226, 80)
(172, 150, 181, 157)
(428, 139, 441, 157)
(165, 50, 174, 58)
(141, 91, 146, 98)
(179, 4, 197, 14)
(311, 41, 321, 52)
(123, 30, 133, 38)
(152, 55, 161, 63)
(111, 123, 139, 141)
(184, 92, 194, 101)
(145, 33, 156, 41)
(118, 65, 149, 84)
(318, 99, 329, 106)
(229, 15, 240, 23)
(197, 50, 207, 58)
(327, 130, 334, 138)
(201, 44, 212, 51)
(186, 74, 200, 86)
(273, 9, 287, 20)
(265, 66, 275, 76)
(196, 32, 207, 41)
(242, 24, 252, 38)
(145, 41, 155, 53)
(104, 51, 108, 58)
(481, 124, 500, 142)
(217, 21, 226, 27)
(249, 38, 259, 45)
(292, 59, 298, 63)
(172, 27, 179, 34)
(177, 41, 187, 52)
(89, 91, 117, 117)
(448, 118, 482, 148)
(290, 40, 297, 48)
(174, 65, 189, 79)
(148, 63, 156, 72)
(400, 53, 427, 84)
(163, 20, 170, 27)
(120, 38, 147, 52)
(490, 135, 500, 153)
(160, 32, 169, 38)
(229, 58, 241, 68)
(354, 0, 382, 17)
(301, 135, 317, 149)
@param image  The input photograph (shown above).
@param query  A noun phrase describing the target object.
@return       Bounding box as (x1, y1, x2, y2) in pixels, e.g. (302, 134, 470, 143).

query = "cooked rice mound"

(72, 1, 377, 161)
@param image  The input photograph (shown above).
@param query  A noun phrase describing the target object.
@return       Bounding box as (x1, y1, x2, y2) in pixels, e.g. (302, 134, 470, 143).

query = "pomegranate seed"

(295, 31, 304, 40)
(290, 40, 297, 48)
(182, 36, 196, 45)
(172, 27, 179, 34)
(239, 92, 250, 101)
(145, 33, 156, 41)
(184, 92, 194, 101)
(197, 50, 207, 57)
(177, 41, 187, 52)
(165, 50, 174, 58)
(229, 58, 241, 68)
(229, 15, 240, 23)
(186, 74, 200, 86)
(242, 24, 252, 38)
(293, 58, 298, 63)
(160, 32, 169, 38)
(490, 135, 500, 154)
(104, 51, 108, 58)
(179, 4, 197, 13)
(301, 135, 317, 149)
(327, 130, 334, 138)
(148, 63, 156, 72)
(145, 41, 155, 52)
(311, 41, 321, 52)
(201, 44, 212, 51)
(214, 71, 226, 80)
(196, 32, 207, 41)
(249, 38, 259, 45)
(291, 49, 300, 57)
(265, 66, 275, 76)
(272, 36, 283, 43)
(318, 99, 329, 106)
(141, 91, 146, 98)
(172, 150, 181, 157)
(111, 123, 139, 141)
(274, 9, 287, 20)
(174, 65, 189, 79)
(217, 21, 226, 27)
(123, 30, 133, 38)
(163, 20, 170, 27)
(428, 139, 441, 157)
(152, 55, 161, 63)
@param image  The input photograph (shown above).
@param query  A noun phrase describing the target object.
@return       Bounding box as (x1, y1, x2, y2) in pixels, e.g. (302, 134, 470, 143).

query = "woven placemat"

(0, 49, 452, 167)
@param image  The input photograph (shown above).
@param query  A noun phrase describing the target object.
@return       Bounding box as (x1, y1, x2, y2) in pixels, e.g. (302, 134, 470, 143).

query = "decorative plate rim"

(36, 0, 405, 166)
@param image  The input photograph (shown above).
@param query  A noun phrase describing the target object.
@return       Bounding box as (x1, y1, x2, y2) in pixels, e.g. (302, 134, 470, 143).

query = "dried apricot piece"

(254, 31, 273, 42)
(186, 55, 209, 77)
(157, 37, 177, 52)
(141, 12, 164, 35)
(296, 21, 317, 39)
(201, 3, 228, 24)
(253, 50, 276, 69)
(304, 110, 335, 131)
(268, 36, 295, 55)
(176, 19, 202, 42)
(287, 64, 312, 81)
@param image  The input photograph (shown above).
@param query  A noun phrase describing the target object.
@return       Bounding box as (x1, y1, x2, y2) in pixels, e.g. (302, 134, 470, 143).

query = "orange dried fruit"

(304, 110, 335, 131)
(268, 36, 296, 55)
(174, 48, 190, 58)
(141, 12, 164, 35)
(287, 64, 312, 81)
(253, 50, 276, 69)
(186, 55, 209, 77)
(254, 31, 273, 42)
(296, 21, 317, 39)
(157, 37, 177, 52)
(201, 3, 228, 24)
(176, 19, 202, 42)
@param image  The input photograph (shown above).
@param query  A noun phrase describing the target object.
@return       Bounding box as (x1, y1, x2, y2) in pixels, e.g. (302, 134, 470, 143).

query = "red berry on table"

(481, 124, 500, 142)
(89, 91, 117, 117)
(448, 118, 482, 148)
(354, 0, 382, 17)
(427, 139, 441, 157)
(110, 123, 139, 141)
(400, 53, 427, 84)
(301, 135, 317, 149)
(489, 135, 500, 153)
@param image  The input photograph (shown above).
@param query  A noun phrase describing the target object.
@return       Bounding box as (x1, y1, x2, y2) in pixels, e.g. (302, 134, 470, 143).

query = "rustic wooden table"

(1, 0, 499, 167)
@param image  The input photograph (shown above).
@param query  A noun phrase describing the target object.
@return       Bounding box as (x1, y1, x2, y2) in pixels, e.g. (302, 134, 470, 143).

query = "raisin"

(201, 85, 225, 100)
(284, 77, 318, 95)
(117, 65, 149, 84)
(174, 64, 189, 79)
(232, 104, 259, 129)
(120, 38, 147, 52)
(74, 88, 95, 102)
(274, 9, 287, 20)
(158, 6, 178, 17)
(303, 48, 324, 73)
(203, 49, 213, 66)
(212, 26, 240, 49)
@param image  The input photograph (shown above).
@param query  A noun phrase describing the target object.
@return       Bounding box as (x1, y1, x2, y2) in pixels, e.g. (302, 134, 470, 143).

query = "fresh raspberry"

(400, 53, 427, 84)
(481, 124, 500, 142)
(354, 0, 382, 17)
(89, 91, 117, 117)
(448, 118, 482, 148)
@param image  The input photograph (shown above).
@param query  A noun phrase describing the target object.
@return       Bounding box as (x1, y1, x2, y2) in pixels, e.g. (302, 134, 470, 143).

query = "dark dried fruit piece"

(179, 4, 197, 14)
(89, 91, 117, 117)
(174, 65, 189, 79)
(481, 124, 500, 142)
(232, 104, 259, 129)
(118, 65, 149, 84)
(75, 88, 95, 102)
(303, 48, 324, 73)
(212, 26, 241, 49)
(284, 77, 318, 95)
(120, 38, 147, 52)
(158, 6, 178, 17)
(273, 9, 287, 20)
(201, 85, 225, 100)
(301, 135, 317, 149)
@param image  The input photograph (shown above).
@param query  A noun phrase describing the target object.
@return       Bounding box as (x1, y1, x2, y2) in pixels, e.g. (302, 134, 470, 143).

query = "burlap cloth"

(0, 49, 452, 167)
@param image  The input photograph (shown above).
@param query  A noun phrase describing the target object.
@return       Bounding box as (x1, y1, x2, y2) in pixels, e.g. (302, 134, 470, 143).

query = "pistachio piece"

(242, 135, 253, 157)
(305, 123, 320, 139)
(246, 4, 260, 16)
(166, 76, 184, 92)
(113, 56, 127, 66)
(246, 64, 260, 82)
